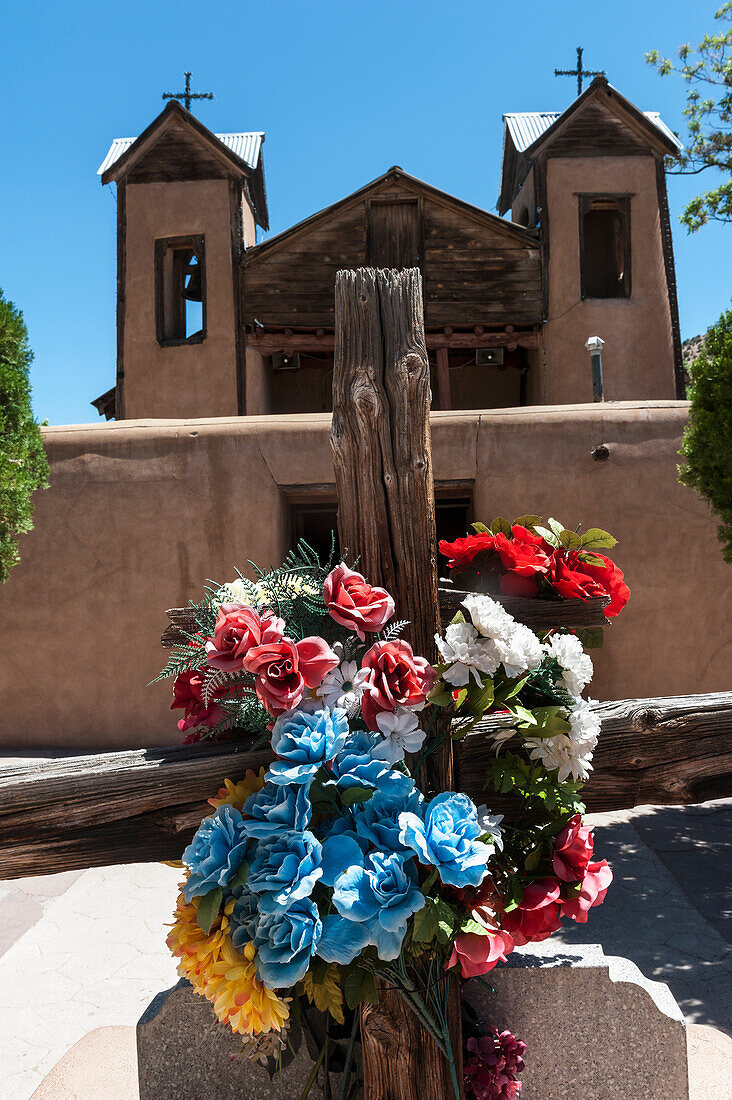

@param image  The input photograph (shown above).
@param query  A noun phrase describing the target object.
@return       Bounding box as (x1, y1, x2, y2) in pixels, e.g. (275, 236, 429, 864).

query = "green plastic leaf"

(466, 675, 495, 716)
(427, 688, 453, 707)
(534, 525, 559, 547)
(455, 687, 468, 709)
(412, 902, 439, 944)
(450, 610, 466, 626)
(524, 847, 542, 871)
(578, 552, 606, 567)
(196, 887, 223, 935)
(460, 917, 491, 937)
(341, 785, 374, 807)
(577, 627, 605, 650)
(471, 521, 492, 534)
(580, 528, 618, 550)
(548, 517, 565, 539)
(490, 516, 512, 536)
(227, 862, 249, 890)
(558, 529, 582, 551)
(512, 515, 543, 529)
(344, 967, 379, 1010)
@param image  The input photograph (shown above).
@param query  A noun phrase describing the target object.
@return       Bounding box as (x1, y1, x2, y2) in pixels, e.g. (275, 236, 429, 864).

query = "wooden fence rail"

(1, 690, 730, 880)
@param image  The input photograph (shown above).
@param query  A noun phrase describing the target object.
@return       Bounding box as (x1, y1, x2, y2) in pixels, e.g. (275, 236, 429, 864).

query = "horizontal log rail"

(1, 691, 730, 880)
(161, 589, 610, 647)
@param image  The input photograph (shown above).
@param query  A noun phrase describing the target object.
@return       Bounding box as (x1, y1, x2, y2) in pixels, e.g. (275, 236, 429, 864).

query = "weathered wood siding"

(243, 180, 543, 329)
(538, 101, 654, 160)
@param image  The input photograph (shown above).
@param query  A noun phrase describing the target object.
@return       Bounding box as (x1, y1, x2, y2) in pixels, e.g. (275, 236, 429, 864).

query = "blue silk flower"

(267, 706, 350, 785)
(398, 791, 493, 889)
(182, 804, 249, 902)
(247, 829, 323, 912)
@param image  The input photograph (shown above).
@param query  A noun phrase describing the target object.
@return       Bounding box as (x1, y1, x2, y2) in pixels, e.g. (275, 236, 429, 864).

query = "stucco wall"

(1, 403, 729, 750)
(543, 157, 677, 405)
(123, 180, 239, 420)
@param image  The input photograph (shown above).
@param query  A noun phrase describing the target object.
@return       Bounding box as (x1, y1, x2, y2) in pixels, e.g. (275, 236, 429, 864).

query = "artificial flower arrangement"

(439, 515, 629, 624)
(157, 536, 626, 1099)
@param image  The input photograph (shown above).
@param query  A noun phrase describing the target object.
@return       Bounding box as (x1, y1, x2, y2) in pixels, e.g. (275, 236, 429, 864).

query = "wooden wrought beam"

(0, 692, 730, 881)
(244, 330, 539, 355)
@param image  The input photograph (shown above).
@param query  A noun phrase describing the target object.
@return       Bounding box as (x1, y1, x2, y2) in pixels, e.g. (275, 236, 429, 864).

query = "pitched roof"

(98, 130, 264, 176)
(245, 164, 537, 265)
(98, 100, 268, 229)
(498, 77, 682, 215)
(503, 108, 681, 154)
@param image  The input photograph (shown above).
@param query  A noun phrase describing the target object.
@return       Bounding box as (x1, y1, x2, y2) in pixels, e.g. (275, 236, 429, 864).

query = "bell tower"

(98, 99, 268, 420)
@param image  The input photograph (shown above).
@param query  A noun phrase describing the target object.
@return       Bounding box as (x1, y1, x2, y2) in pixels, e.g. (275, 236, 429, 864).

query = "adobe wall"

(1, 402, 728, 750)
(123, 180, 240, 420)
(543, 157, 677, 405)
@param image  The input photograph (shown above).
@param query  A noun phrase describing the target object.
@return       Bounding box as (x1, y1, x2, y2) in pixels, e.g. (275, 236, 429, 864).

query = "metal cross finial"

(554, 47, 605, 96)
(162, 71, 214, 113)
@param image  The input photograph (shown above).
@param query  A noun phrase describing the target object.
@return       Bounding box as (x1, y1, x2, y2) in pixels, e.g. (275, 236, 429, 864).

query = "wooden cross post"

(331, 267, 463, 1099)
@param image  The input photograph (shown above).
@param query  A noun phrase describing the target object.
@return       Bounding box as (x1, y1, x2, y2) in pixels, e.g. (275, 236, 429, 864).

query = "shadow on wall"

(552, 801, 732, 1033)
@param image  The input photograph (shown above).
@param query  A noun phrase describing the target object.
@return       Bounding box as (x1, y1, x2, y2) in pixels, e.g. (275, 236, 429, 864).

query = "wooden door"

(367, 198, 421, 269)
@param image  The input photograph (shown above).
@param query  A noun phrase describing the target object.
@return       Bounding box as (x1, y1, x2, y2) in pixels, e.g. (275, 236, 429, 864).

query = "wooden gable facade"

(243, 168, 542, 330)
(242, 169, 542, 415)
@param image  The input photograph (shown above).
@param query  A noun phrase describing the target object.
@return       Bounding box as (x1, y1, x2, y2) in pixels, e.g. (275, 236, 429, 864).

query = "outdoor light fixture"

(475, 348, 504, 367)
(585, 336, 605, 401)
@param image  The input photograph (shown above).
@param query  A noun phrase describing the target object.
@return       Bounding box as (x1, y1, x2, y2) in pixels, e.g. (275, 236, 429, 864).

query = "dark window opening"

(155, 235, 206, 346)
(367, 199, 421, 269)
(269, 353, 334, 415)
(579, 196, 630, 299)
(289, 495, 471, 568)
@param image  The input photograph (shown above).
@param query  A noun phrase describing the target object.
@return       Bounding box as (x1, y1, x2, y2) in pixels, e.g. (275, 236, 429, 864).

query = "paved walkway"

(0, 801, 729, 1099)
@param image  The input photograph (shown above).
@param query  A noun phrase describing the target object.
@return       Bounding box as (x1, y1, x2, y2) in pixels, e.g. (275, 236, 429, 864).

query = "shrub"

(679, 308, 732, 562)
(0, 289, 49, 582)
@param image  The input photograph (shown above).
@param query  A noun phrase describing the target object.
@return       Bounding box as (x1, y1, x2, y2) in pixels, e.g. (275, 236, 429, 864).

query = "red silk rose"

(561, 859, 613, 923)
(550, 552, 629, 618)
(552, 814, 595, 882)
(500, 879, 562, 945)
(244, 635, 338, 717)
(572, 553, 630, 618)
(205, 604, 285, 672)
(438, 533, 497, 571)
(448, 928, 514, 978)
(170, 668, 205, 717)
(499, 572, 540, 597)
(360, 639, 437, 731)
(177, 699, 226, 734)
(493, 528, 552, 578)
(323, 563, 395, 641)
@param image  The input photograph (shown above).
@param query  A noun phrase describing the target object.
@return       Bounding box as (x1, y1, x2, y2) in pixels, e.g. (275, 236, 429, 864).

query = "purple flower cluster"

(464, 1026, 526, 1100)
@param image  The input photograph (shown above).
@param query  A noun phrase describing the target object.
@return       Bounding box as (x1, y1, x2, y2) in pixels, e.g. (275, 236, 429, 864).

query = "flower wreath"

(157, 530, 625, 1098)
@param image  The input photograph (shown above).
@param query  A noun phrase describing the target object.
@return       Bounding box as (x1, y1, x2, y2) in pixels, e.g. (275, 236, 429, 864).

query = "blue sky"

(2, 0, 729, 425)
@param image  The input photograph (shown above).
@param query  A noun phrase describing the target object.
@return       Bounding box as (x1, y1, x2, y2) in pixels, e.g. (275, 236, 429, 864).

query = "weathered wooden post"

(331, 267, 462, 1098)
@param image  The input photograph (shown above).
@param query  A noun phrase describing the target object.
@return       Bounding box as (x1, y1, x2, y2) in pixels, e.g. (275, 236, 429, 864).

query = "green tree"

(647, 3, 732, 231)
(679, 308, 732, 562)
(0, 289, 49, 582)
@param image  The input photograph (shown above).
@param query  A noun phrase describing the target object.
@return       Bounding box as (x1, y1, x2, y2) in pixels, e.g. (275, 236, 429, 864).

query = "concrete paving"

(0, 800, 729, 1100)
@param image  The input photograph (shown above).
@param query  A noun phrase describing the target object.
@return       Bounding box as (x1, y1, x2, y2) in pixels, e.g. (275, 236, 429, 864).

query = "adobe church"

(6, 66, 731, 754)
(93, 76, 684, 424)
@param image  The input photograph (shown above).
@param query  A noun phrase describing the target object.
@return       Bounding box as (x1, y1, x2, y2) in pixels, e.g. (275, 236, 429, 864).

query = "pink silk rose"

(552, 814, 595, 882)
(323, 563, 395, 641)
(360, 639, 437, 731)
(170, 668, 205, 717)
(561, 860, 613, 923)
(500, 879, 562, 946)
(205, 604, 285, 672)
(447, 928, 514, 978)
(244, 635, 338, 717)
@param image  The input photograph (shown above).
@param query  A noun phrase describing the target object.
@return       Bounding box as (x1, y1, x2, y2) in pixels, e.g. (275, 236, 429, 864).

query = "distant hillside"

(682, 334, 705, 366)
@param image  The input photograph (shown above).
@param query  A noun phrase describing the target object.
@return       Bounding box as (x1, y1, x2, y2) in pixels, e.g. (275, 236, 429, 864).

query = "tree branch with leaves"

(647, 2, 732, 231)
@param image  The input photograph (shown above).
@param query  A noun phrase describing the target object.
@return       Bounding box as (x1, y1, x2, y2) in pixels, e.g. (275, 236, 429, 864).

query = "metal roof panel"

(97, 131, 264, 175)
(503, 109, 682, 153)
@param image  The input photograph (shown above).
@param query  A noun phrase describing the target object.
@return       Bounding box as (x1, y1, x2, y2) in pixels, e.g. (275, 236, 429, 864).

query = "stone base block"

(137, 979, 337, 1100)
(138, 944, 689, 1099)
(464, 941, 688, 1100)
